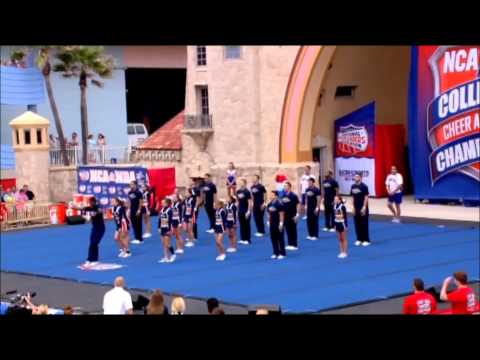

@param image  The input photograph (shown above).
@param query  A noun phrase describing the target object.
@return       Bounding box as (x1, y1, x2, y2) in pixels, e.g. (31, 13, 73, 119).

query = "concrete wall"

(312, 46, 411, 167)
(49, 166, 77, 203)
(15, 150, 50, 202)
(123, 46, 187, 68)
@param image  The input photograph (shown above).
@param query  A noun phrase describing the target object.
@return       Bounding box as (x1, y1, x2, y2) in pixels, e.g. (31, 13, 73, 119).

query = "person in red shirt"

(440, 271, 477, 315)
(403, 278, 437, 315)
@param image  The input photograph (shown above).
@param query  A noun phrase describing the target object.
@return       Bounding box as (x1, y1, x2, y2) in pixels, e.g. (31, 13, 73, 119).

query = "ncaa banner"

(409, 46, 480, 201)
(334, 102, 376, 196)
(77, 166, 149, 209)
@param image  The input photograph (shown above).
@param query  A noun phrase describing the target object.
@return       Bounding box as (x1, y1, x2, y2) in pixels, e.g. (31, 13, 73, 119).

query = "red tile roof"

(138, 111, 184, 150)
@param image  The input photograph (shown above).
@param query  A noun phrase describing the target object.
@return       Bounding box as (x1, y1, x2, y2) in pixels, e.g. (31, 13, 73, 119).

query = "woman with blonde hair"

(171, 296, 186, 315)
(146, 290, 168, 315)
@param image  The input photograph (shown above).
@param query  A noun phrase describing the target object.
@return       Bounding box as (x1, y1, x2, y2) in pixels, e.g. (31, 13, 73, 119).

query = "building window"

(225, 46, 241, 59)
(36, 129, 42, 144)
(199, 86, 209, 115)
(196, 46, 207, 66)
(15, 130, 20, 145)
(24, 129, 31, 145)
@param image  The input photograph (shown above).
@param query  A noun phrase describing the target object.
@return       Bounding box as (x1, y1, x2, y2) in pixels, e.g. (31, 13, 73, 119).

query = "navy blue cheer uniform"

(323, 177, 339, 230)
(305, 185, 321, 238)
(267, 199, 286, 257)
(281, 191, 299, 247)
(334, 202, 348, 233)
(82, 205, 105, 262)
(141, 189, 152, 215)
(113, 205, 129, 232)
(350, 182, 370, 243)
(159, 206, 173, 237)
(183, 195, 197, 224)
(226, 202, 237, 229)
(128, 188, 143, 242)
(236, 188, 252, 243)
(202, 182, 217, 230)
(214, 208, 228, 234)
(172, 200, 183, 228)
(192, 185, 201, 239)
(251, 183, 267, 235)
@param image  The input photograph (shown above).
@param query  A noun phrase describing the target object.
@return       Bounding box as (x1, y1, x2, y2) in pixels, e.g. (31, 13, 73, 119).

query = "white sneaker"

(392, 218, 401, 223)
(287, 246, 298, 251)
(175, 249, 184, 255)
(302, 216, 307, 220)
(169, 255, 177, 263)
(206, 229, 215, 234)
(310, 237, 318, 241)
(338, 253, 348, 259)
(271, 254, 278, 259)
(185, 241, 195, 248)
(255, 232, 264, 237)
(81, 261, 91, 267)
(329, 228, 335, 232)
(158, 257, 169, 263)
(355, 241, 362, 246)
(306, 236, 312, 240)
(216, 254, 226, 261)
(226, 247, 237, 253)
(277, 255, 285, 260)
(120, 251, 131, 258)
(322, 227, 329, 232)
(285, 245, 294, 250)
(362, 242, 371, 247)
(142, 233, 152, 238)
(131, 239, 142, 244)
(239, 240, 250, 245)
(118, 249, 125, 257)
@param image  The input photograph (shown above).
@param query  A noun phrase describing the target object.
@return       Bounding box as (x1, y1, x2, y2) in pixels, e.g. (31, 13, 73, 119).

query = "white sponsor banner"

(335, 157, 376, 196)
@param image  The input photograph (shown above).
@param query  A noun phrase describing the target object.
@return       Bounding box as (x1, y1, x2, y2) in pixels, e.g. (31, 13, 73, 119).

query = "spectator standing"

(70, 132, 79, 147)
(207, 298, 219, 314)
(385, 166, 404, 223)
(299, 165, 313, 220)
(403, 278, 437, 315)
(103, 277, 133, 315)
(97, 133, 106, 163)
(146, 290, 169, 315)
(49, 134, 57, 148)
(440, 271, 478, 315)
(274, 169, 288, 197)
(22, 185, 35, 201)
(171, 297, 186, 315)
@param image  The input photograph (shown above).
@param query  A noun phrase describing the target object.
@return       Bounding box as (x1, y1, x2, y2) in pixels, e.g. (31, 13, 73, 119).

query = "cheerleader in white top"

(226, 162, 237, 197)
(333, 195, 349, 259)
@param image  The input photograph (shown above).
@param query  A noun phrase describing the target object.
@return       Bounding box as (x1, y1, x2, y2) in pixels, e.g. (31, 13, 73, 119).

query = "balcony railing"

(49, 146, 136, 167)
(184, 114, 213, 129)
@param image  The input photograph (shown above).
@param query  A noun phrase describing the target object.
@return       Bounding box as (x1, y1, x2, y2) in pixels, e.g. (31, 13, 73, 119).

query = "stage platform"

(1, 212, 478, 313)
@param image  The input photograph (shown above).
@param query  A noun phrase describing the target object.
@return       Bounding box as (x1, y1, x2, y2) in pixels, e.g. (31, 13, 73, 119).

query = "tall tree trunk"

(80, 73, 89, 165)
(43, 65, 69, 166)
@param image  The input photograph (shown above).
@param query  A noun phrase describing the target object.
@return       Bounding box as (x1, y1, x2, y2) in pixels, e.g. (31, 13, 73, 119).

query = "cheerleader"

(226, 162, 237, 197)
(112, 198, 131, 258)
(225, 196, 238, 253)
(76, 197, 105, 267)
(171, 193, 185, 255)
(141, 184, 153, 239)
(333, 195, 348, 259)
(213, 199, 228, 261)
(158, 198, 176, 263)
(183, 188, 197, 248)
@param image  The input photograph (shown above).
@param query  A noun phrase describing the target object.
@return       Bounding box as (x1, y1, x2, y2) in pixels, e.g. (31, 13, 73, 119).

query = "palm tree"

(53, 46, 115, 165)
(36, 47, 72, 165)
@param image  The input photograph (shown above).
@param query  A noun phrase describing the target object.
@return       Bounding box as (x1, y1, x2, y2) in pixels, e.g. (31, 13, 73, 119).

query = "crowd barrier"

(0, 202, 51, 230)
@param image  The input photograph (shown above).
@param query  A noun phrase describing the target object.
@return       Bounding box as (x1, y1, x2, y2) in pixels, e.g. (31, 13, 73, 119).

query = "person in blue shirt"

(281, 182, 300, 251)
(267, 190, 286, 259)
(112, 197, 131, 258)
(128, 181, 144, 244)
(333, 195, 349, 258)
(251, 175, 267, 237)
(236, 178, 253, 245)
(201, 174, 217, 234)
(305, 177, 321, 240)
(158, 197, 176, 263)
(76, 196, 106, 268)
(213, 199, 228, 261)
(350, 173, 371, 247)
(322, 170, 339, 232)
(171, 192, 185, 255)
(225, 195, 238, 253)
(183, 187, 197, 248)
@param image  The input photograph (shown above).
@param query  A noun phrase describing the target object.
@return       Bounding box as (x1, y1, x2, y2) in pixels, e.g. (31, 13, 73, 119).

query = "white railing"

(49, 146, 136, 166)
(1, 202, 51, 230)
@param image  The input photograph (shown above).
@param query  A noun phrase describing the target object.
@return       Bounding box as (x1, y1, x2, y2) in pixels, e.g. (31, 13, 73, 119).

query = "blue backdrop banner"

(77, 166, 149, 209)
(0, 66, 46, 105)
(408, 46, 480, 201)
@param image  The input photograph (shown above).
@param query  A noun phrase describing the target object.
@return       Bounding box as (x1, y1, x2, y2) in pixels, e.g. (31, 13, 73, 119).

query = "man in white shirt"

(299, 165, 313, 220)
(385, 166, 404, 223)
(103, 276, 133, 315)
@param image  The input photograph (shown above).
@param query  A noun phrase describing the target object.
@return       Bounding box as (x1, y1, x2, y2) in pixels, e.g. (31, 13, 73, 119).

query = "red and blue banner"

(334, 102, 376, 196)
(409, 46, 480, 201)
(77, 166, 149, 209)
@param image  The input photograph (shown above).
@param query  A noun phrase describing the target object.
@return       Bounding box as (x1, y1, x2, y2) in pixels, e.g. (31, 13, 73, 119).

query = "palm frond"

(91, 79, 104, 87)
